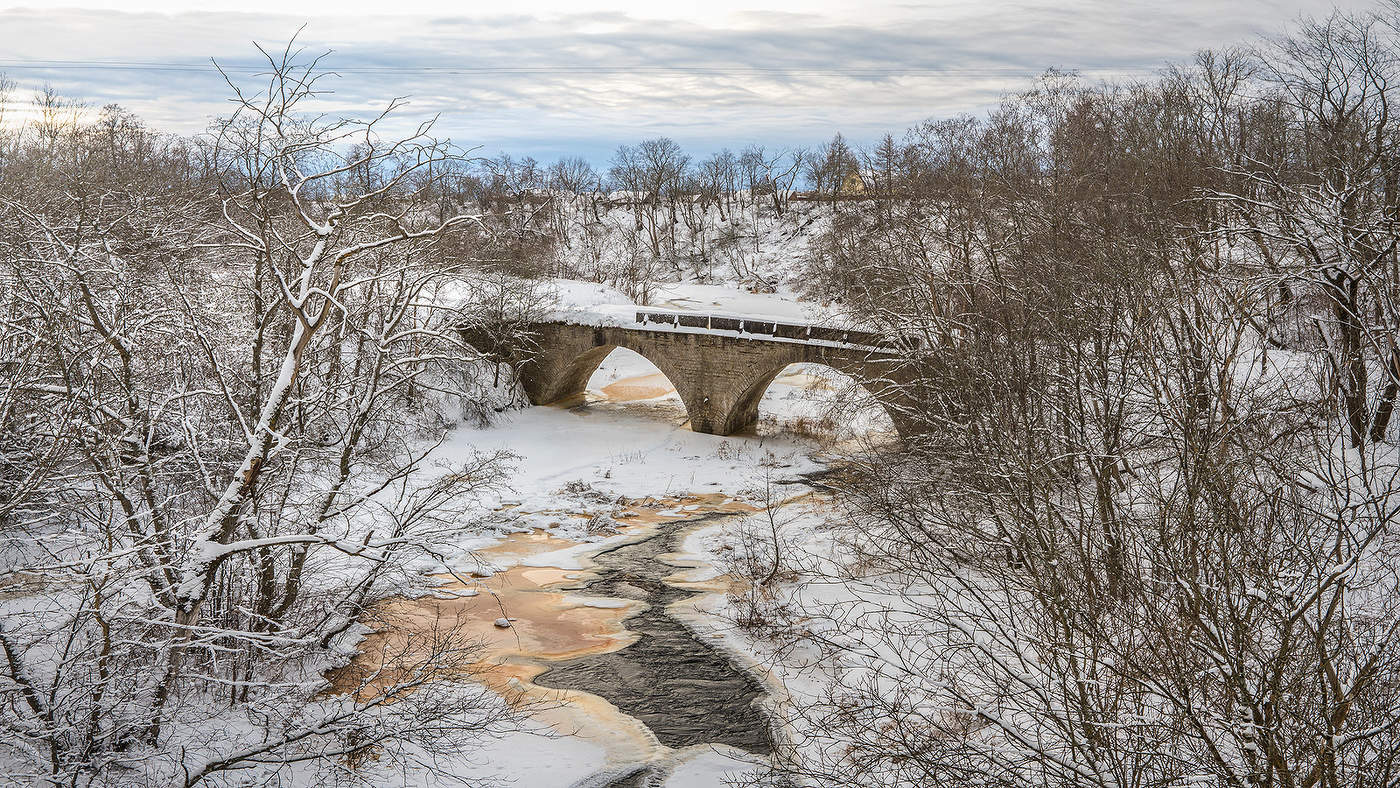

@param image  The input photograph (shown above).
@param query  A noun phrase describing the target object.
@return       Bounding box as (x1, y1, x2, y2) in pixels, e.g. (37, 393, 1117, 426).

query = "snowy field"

(436, 347, 838, 538)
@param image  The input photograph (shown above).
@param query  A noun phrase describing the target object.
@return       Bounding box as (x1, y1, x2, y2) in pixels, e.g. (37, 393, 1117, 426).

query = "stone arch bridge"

(463, 310, 918, 436)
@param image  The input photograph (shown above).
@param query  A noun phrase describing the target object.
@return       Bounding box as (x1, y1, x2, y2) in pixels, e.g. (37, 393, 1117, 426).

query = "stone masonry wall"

(495, 322, 915, 436)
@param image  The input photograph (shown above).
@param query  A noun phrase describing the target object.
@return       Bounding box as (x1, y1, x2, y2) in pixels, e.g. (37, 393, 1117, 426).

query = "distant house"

(839, 171, 867, 195)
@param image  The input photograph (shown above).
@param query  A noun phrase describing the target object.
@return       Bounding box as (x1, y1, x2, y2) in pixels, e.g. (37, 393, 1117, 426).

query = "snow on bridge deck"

(543, 280, 905, 353)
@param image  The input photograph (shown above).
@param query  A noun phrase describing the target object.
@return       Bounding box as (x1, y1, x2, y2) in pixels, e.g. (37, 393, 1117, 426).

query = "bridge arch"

(546, 342, 693, 410)
(721, 359, 901, 437)
(495, 327, 714, 429)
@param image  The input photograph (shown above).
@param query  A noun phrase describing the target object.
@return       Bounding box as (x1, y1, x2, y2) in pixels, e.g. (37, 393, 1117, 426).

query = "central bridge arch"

(537, 340, 690, 409)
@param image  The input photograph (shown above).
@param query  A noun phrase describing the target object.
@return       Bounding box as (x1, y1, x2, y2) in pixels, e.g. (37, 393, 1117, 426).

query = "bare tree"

(1214, 11, 1400, 446)
(0, 41, 527, 786)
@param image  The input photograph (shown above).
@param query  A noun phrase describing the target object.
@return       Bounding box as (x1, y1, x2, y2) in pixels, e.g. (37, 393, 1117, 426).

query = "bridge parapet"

(631, 309, 907, 352)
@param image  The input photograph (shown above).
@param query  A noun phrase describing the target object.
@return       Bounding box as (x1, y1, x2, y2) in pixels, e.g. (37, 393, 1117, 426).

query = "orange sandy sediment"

(599, 367, 838, 404)
(326, 542, 659, 760)
(613, 492, 758, 526)
(600, 372, 677, 402)
(473, 528, 581, 564)
(327, 562, 637, 701)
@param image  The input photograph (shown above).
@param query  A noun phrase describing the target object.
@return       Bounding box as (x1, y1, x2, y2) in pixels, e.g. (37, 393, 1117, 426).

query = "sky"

(0, 0, 1378, 164)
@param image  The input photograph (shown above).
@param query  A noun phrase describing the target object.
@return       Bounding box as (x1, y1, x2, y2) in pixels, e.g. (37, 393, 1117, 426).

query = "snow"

(661, 745, 768, 786)
(541, 275, 865, 341)
(517, 532, 641, 571)
(435, 379, 824, 515)
(546, 278, 635, 311)
(425, 723, 611, 788)
(651, 282, 841, 324)
(403, 358, 836, 576)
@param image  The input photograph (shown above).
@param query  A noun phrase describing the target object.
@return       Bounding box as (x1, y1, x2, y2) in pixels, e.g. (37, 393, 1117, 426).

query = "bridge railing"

(632, 309, 913, 351)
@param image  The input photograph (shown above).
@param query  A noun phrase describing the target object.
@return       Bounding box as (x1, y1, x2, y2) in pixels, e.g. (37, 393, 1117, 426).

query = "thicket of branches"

(417, 115, 879, 304)
(0, 46, 541, 786)
(727, 8, 1400, 787)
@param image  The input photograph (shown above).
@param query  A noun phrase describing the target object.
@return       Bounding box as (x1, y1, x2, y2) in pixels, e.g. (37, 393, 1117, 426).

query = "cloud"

(0, 1, 1370, 162)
